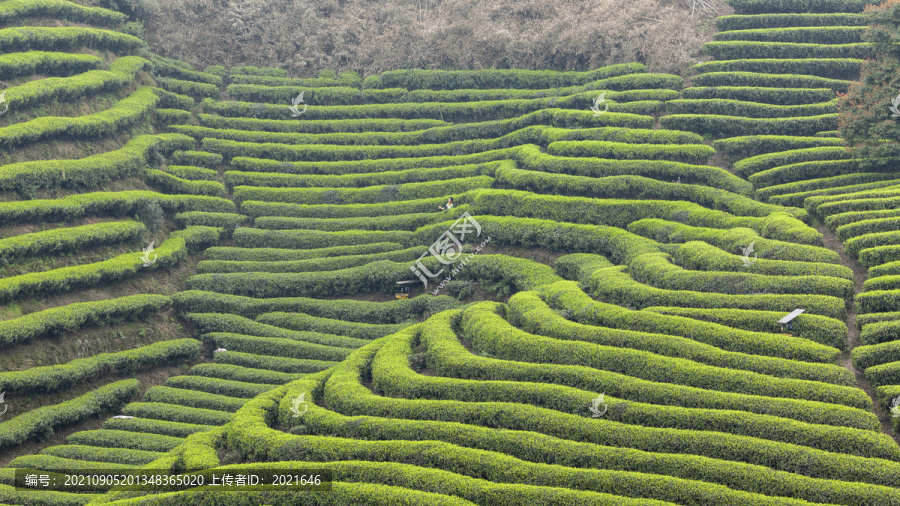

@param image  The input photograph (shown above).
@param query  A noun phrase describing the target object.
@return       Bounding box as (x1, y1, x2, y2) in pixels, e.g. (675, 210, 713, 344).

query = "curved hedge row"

(196, 247, 425, 273)
(0, 132, 193, 191)
(0, 220, 145, 264)
(516, 145, 752, 196)
(734, 147, 852, 178)
(165, 165, 219, 181)
(100, 418, 215, 439)
(629, 251, 853, 300)
(724, 0, 869, 14)
(224, 163, 495, 189)
(462, 190, 817, 243)
(626, 219, 836, 263)
(140, 385, 247, 413)
(681, 86, 836, 105)
(233, 228, 413, 250)
(201, 332, 353, 362)
(666, 98, 837, 118)
(1, 55, 147, 112)
(715, 13, 870, 31)
(584, 266, 846, 321)
(163, 375, 272, 399)
(713, 26, 863, 44)
(750, 159, 874, 189)
(65, 429, 184, 453)
(39, 444, 164, 466)
(185, 255, 537, 298)
(659, 113, 838, 137)
(253, 215, 443, 232)
(0, 226, 218, 304)
(182, 312, 367, 348)
(545, 140, 714, 163)
(507, 290, 846, 383)
(150, 56, 223, 86)
(857, 319, 900, 346)
(224, 81, 674, 106)
(198, 112, 448, 134)
(251, 377, 898, 505)
(703, 41, 873, 60)
(189, 363, 305, 386)
(200, 113, 675, 146)
(643, 305, 847, 350)
(837, 216, 900, 242)
(669, 240, 852, 280)
(0, 191, 233, 227)
(853, 341, 900, 370)
(213, 350, 336, 374)
(0, 336, 196, 396)
(713, 135, 843, 160)
(0, 51, 101, 79)
(0, 293, 170, 348)
(153, 87, 194, 110)
(203, 242, 404, 261)
(692, 71, 851, 91)
(538, 278, 841, 360)
(146, 169, 227, 197)
(0, 0, 126, 27)
(868, 259, 900, 278)
(693, 58, 862, 79)
(361, 63, 648, 90)
(239, 198, 448, 219)
(770, 178, 900, 210)
(174, 211, 245, 229)
(845, 231, 900, 257)
(171, 150, 223, 169)
(814, 195, 900, 218)
(256, 312, 413, 340)
(426, 306, 869, 429)
(231, 148, 515, 175)
(0, 86, 159, 149)
(233, 176, 493, 205)
(857, 290, 900, 315)
(199, 94, 658, 124)
(0, 379, 139, 450)
(156, 76, 220, 98)
(495, 168, 788, 218)
(377, 319, 882, 459)
(173, 289, 459, 323)
(0, 26, 143, 52)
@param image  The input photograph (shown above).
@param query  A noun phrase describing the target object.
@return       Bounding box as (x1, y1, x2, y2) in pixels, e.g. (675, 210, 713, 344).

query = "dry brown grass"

(143, 0, 729, 78)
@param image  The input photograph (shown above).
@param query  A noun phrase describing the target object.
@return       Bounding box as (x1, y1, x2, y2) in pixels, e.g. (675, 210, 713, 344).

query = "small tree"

(838, 0, 900, 162)
(135, 198, 165, 233)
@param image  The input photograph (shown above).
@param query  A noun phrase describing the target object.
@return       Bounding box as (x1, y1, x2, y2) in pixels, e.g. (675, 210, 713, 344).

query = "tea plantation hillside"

(1, 0, 900, 504)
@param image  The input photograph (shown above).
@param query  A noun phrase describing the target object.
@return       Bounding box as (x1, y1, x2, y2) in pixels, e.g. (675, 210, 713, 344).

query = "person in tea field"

(438, 197, 454, 210)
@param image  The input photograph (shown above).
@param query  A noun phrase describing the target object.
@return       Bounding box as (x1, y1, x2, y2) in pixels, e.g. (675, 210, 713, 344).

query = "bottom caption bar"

(15, 468, 333, 492)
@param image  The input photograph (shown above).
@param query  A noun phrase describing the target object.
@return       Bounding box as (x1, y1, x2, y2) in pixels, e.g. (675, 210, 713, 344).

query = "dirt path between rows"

(817, 223, 899, 444)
